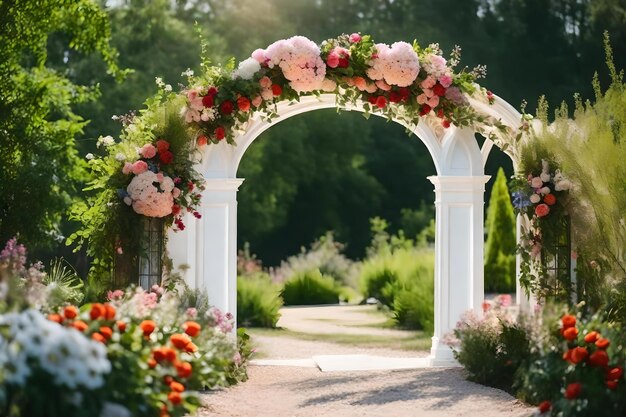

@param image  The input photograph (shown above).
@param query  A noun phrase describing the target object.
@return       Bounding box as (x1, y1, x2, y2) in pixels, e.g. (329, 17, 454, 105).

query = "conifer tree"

(484, 167, 517, 293)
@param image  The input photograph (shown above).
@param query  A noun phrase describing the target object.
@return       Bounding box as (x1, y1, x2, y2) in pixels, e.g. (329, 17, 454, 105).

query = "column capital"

(203, 178, 245, 192)
(427, 175, 490, 192)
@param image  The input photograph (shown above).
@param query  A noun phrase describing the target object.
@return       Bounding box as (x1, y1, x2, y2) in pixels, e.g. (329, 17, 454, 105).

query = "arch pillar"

(428, 175, 490, 366)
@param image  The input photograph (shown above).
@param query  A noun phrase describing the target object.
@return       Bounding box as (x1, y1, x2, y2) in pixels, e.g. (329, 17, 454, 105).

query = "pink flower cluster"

(126, 171, 176, 217)
(253, 36, 326, 93)
(366, 42, 420, 87)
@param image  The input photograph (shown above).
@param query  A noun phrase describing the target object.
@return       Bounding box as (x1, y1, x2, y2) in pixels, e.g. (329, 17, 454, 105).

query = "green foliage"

(484, 167, 516, 293)
(360, 221, 435, 331)
(237, 274, 282, 328)
(281, 270, 340, 306)
(41, 258, 84, 308)
(0, 0, 125, 249)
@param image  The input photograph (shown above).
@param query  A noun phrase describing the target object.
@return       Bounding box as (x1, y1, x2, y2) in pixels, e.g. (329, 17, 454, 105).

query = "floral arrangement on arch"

(181, 33, 508, 146)
(510, 158, 573, 299)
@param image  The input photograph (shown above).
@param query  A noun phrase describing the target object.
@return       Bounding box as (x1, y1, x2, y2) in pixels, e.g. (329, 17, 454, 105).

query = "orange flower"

(596, 338, 611, 350)
(63, 305, 79, 320)
(607, 367, 623, 381)
(163, 347, 177, 362)
(538, 400, 551, 413)
(90, 303, 105, 320)
(607, 380, 619, 390)
(140, 320, 157, 336)
(104, 304, 116, 320)
(563, 327, 578, 341)
(170, 381, 185, 392)
(47, 313, 63, 324)
(71, 320, 89, 332)
(183, 321, 201, 337)
(116, 320, 126, 333)
(175, 361, 192, 378)
(170, 333, 191, 350)
(153, 347, 167, 363)
(163, 375, 174, 385)
(91, 332, 106, 344)
(564, 382, 582, 399)
(570, 347, 588, 364)
(584, 331, 600, 344)
(184, 342, 198, 353)
(99, 326, 113, 340)
(561, 314, 576, 328)
(562, 349, 572, 362)
(589, 350, 609, 367)
(159, 405, 170, 417)
(147, 358, 157, 369)
(167, 391, 182, 405)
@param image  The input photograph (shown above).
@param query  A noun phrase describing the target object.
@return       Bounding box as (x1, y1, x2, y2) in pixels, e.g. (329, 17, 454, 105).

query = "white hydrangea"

(1, 309, 111, 389)
(232, 57, 261, 80)
(96, 135, 115, 148)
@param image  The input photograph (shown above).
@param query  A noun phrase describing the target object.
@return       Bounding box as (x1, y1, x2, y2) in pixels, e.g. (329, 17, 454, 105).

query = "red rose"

(375, 96, 387, 109)
(589, 350, 609, 367)
(220, 100, 234, 115)
(214, 126, 226, 141)
(172, 204, 181, 216)
(544, 193, 557, 205)
(564, 382, 582, 399)
(367, 95, 378, 105)
(596, 338, 611, 350)
(432, 83, 446, 97)
(338, 57, 350, 68)
(535, 203, 550, 217)
(197, 135, 208, 146)
(437, 108, 445, 118)
(561, 314, 576, 328)
(419, 104, 431, 116)
(538, 400, 551, 413)
(271, 84, 282, 97)
(389, 91, 402, 103)
(156, 140, 170, 153)
(159, 150, 174, 165)
(237, 96, 251, 112)
(607, 380, 619, 390)
(442, 119, 451, 128)
(570, 347, 588, 364)
(202, 94, 214, 108)
(563, 326, 578, 341)
(607, 367, 623, 381)
(398, 87, 410, 101)
(584, 331, 599, 343)
(207, 86, 218, 96)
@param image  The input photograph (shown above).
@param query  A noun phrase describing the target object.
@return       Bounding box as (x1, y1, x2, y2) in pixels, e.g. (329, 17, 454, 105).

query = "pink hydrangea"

(367, 42, 420, 87)
(126, 171, 175, 217)
(349, 33, 362, 43)
(422, 53, 451, 79)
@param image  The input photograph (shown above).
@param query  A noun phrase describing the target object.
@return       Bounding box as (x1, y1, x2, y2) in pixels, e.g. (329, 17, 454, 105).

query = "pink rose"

(122, 162, 133, 175)
(140, 144, 157, 159)
(421, 76, 436, 89)
(416, 94, 428, 105)
(349, 33, 362, 43)
(353, 76, 367, 91)
(326, 51, 340, 68)
(439, 75, 453, 88)
(535, 203, 550, 217)
(375, 79, 392, 91)
(173, 187, 181, 198)
(131, 160, 148, 175)
(530, 177, 543, 188)
(259, 76, 272, 89)
(251, 95, 263, 108)
(427, 96, 440, 108)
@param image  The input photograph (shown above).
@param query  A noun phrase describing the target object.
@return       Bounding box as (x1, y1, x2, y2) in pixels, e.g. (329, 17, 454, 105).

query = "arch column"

(167, 178, 244, 321)
(428, 175, 490, 366)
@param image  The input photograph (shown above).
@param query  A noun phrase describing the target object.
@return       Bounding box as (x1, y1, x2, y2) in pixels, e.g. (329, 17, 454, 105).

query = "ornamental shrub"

(237, 274, 282, 328)
(281, 269, 340, 306)
(484, 167, 516, 293)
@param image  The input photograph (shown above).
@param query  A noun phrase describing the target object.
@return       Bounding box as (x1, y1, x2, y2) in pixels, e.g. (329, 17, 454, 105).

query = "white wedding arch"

(167, 91, 525, 366)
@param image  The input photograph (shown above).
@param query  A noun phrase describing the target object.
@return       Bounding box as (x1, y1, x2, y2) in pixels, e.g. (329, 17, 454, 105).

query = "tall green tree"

(0, 0, 124, 249)
(484, 167, 517, 292)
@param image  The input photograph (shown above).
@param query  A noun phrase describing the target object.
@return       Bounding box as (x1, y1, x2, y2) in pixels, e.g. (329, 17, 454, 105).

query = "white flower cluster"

(262, 36, 327, 92)
(126, 171, 175, 217)
(232, 57, 261, 80)
(96, 135, 115, 148)
(366, 42, 420, 87)
(0, 309, 110, 389)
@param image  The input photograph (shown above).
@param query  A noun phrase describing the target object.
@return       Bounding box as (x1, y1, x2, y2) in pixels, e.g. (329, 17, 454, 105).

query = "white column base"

(428, 336, 461, 367)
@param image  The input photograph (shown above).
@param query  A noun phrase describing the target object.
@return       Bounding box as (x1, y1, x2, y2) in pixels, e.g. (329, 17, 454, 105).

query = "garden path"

(199, 305, 532, 417)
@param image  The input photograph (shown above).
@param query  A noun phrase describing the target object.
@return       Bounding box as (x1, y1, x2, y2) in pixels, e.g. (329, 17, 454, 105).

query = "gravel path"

(198, 305, 533, 417)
